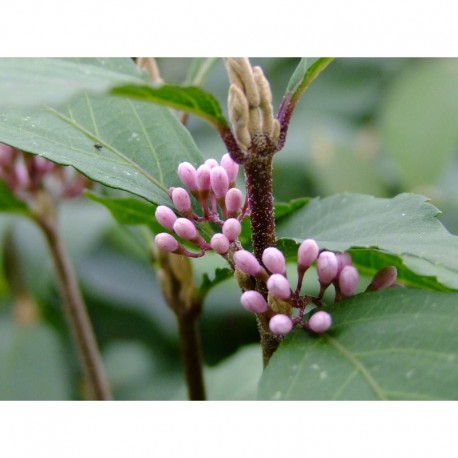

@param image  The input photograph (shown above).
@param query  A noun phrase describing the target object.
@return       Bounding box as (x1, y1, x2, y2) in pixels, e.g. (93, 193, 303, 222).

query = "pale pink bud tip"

(210, 234, 230, 254)
(222, 218, 241, 241)
(210, 166, 229, 199)
(262, 247, 286, 275)
(336, 252, 352, 275)
(368, 266, 398, 291)
(204, 158, 219, 169)
(233, 250, 262, 277)
(269, 314, 293, 336)
(173, 218, 197, 241)
(196, 165, 211, 191)
(225, 188, 243, 214)
(155, 205, 177, 230)
(308, 311, 332, 333)
(241, 291, 268, 314)
(220, 153, 239, 183)
(339, 265, 359, 297)
(297, 239, 319, 269)
(267, 274, 291, 300)
(177, 162, 198, 191)
(155, 233, 179, 253)
(171, 187, 192, 213)
(316, 251, 338, 285)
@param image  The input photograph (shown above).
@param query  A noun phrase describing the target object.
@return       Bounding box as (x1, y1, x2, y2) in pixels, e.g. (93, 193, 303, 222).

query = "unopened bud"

(240, 290, 268, 314)
(177, 162, 198, 191)
(210, 166, 229, 199)
(233, 250, 262, 277)
(220, 153, 239, 184)
(173, 218, 198, 241)
(297, 239, 319, 270)
(196, 165, 211, 191)
(210, 233, 230, 254)
(225, 188, 243, 216)
(171, 187, 192, 214)
(267, 274, 291, 300)
(262, 247, 286, 275)
(204, 158, 219, 169)
(338, 265, 359, 297)
(222, 218, 241, 242)
(269, 314, 293, 336)
(155, 233, 180, 253)
(155, 205, 177, 230)
(316, 251, 338, 285)
(308, 311, 332, 334)
(336, 252, 352, 276)
(367, 266, 398, 291)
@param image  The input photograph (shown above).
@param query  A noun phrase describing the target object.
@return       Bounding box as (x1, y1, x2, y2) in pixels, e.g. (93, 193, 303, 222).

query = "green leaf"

(0, 317, 71, 400)
(111, 84, 229, 130)
(285, 58, 334, 103)
(276, 193, 458, 289)
(380, 59, 458, 189)
(275, 197, 310, 223)
(0, 181, 30, 214)
(199, 267, 233, 300)
(0, 58, 146, 109)
(86, 192, 160, 232)
(258, 288, 458, 400)
(0, 93, 203, 207)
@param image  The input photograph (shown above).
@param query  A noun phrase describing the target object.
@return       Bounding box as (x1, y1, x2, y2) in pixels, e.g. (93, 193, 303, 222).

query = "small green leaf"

(86, 192, 160, 232)
(0, 93, 203, 207)
(277, 193, 458, 289)
(0, 181, 30, 215)
(258, 288, 458, 400)
(0, 58, 146, 109)
(199, 267, 233, 299)
(111, 84, 229, 130)
(275, 197, 310, 223)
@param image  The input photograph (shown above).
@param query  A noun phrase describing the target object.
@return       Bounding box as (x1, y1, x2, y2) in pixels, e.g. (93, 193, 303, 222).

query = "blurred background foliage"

(1, 58, 457, 399)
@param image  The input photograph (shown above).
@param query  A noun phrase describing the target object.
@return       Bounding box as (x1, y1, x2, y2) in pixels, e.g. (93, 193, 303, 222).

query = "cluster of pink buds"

(235, 240, 398, 337)
(0, 144, 87, 204)
(154, 154, 247, 258)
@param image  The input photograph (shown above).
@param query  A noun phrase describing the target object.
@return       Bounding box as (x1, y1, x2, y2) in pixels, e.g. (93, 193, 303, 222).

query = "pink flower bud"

(222, 218, 241, 242)
(171, 187, 192, 214)
(196, 165, 211, 191)
(297, 239, 319, 270)
(204, 158, 219, 169)
(240, 291, 268, 314)
(338, 265, 359, 297)
(262, 247, 286, 275)
(233, 250, 262, 277)
(173, 218, 198, 241)
(210, 166, 229, 199)
(316, 251, 338, 285)
(210, 233, 230, 254)
(269, 314, 293, 336)
(14, 160, 30, 189)
(155, 233, 180, 253)
(220, 153, 239, 184)
(155, 205, 177, 230)
(308, 311, 332, 333)
(177, 162, 198, 191)
(225, 188, 243, 215)
(367, 266, 398, 291)
(267, 274, 291, 300)
(336, 252, 352, 275)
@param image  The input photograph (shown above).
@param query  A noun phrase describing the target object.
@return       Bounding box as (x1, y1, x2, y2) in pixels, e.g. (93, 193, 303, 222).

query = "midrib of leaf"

(354, 347, 455, 360)
(46, 105, 167, 193)
(324, 334, 388, 400)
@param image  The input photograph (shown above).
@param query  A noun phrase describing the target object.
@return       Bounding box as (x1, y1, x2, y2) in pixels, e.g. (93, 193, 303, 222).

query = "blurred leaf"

(277, 193, 458, 289)
(86, 192, 159, 232)
(0, 181, 30, 214)
(185, 58, 220, 85)
(0, 316, 70, 399)
(380, 59, 458, 189)
(0, 93, 203, 207)
(258, 288, 458, 400)
(199, 267, 233, 300)
(0, 58, 146, 109)
(111, 84, 229, 130)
